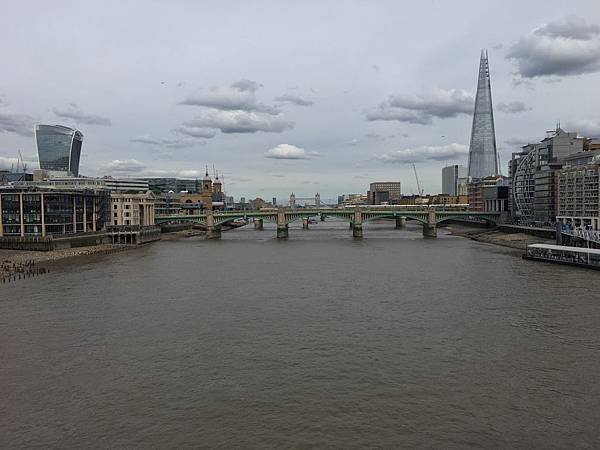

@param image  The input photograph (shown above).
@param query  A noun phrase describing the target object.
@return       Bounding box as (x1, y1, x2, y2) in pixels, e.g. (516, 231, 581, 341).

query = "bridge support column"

(422, 210, 437, 238)
(395, 216, 406, 229)
(302, 217, 309, 229)
(353, 209, 363, 238)
(277, 224, 289, 239)
(277, 210, 288, 239)
(205, 210, 221, 239)
(254, 218, 263, 230)
(207, 226, 222, 239)
(320, 214, 325, 222)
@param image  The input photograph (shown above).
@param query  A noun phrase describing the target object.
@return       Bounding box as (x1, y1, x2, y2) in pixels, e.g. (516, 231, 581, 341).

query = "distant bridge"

(155, 207, 503, 239)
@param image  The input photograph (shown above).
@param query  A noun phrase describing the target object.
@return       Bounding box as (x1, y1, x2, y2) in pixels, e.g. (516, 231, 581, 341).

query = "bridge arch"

(362, 214, 428, 225)
(435, 214, 498, 226)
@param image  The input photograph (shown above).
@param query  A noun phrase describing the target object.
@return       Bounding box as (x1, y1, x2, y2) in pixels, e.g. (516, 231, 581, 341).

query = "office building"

(35, 124, 83, 177)
(368, 182, 401, 205)
(442, 165, 467, 196)
(510, 127, 584, 224)
(110, 191, 156, 227)
(557, 156, 600, 230)
(0, 186, 110, 239)
(467, 50, 498, 179)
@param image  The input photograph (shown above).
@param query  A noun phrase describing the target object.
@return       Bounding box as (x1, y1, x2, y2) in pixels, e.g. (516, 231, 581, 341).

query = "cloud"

(264, 144, 318, 160)
(344, 138, 358, 146)
(535, 15, 600, 40)
(172, 126, 216, 139)
(374, 143, 468, 164)
(103, 159, 146, 174)
(370, 64, 380, 72)
(504, 137, 535, 147)
(185, 110, 294, 134)
(52, 104, 111, 126)
(180, 80, 278, 113)
(497, 101, 532, 113)
(367, 89, 473, 125)
(129, 135, 193, 148)
(507, 15, 600, 78)
(275, 94, 314, 106)
(565, 119, 600, 137)
(0, 111, 35, 137)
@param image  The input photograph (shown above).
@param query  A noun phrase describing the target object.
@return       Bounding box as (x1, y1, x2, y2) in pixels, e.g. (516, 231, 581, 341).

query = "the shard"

(467, 49, 498, 179)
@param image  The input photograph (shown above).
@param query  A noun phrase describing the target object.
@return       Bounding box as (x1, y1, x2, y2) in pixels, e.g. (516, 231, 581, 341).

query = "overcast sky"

(1, 0, 600, 199)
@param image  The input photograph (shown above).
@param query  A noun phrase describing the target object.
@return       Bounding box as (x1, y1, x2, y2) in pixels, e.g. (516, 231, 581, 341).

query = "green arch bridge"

(155, 208, 503, 239)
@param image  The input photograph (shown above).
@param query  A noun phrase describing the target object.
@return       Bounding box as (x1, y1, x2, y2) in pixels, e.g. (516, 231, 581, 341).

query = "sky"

(1, 0, 600, 200)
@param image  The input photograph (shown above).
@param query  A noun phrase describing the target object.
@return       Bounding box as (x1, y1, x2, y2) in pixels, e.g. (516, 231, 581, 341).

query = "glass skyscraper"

(467, 50, 498, 179)
(35, 124, 83, 177)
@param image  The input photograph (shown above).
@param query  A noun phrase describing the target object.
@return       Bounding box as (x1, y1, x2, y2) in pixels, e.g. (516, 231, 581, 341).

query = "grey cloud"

(185, 110, 294, 134)
(0, 111, 35, 137)
(173, 126, 216, 139)
(374, 143, 468, 164)
(180, 80, 279, 114)
(535, 15, 600, 40)
(566, 120, 600, 137)
(275, 94, 314, 106)
(505, 137, 534, 147)
(52, 104, 111, 126)
(231, 79, 261, 92)
(130, 135, 194, 148)
(497, 101, 532, 113)
(507, 16, 600, 77)
(367, 89, 473, 125)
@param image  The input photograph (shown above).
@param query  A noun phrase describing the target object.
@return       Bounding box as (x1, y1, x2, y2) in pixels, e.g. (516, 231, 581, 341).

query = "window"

(114, 212, 118, 218)
(114, 204, 118, 209)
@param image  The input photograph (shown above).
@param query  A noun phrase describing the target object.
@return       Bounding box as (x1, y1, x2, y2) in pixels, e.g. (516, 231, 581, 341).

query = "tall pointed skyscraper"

(467, 50, 498, 179)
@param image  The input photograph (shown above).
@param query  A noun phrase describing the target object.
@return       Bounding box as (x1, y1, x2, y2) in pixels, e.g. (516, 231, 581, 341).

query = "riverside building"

(0, 186, 110, 249)
(557, 156, 600, 230)
(368, 182, 402, 205)
(510, 127, 586, 225)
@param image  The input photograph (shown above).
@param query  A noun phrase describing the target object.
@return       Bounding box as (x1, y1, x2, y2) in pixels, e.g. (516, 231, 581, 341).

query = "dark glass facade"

(0, 188, 110, 237)
(35, 125, 83, 176)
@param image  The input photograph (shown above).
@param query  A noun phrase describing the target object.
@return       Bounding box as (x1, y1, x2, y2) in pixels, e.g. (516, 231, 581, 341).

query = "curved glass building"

(35, 124, 83, 177)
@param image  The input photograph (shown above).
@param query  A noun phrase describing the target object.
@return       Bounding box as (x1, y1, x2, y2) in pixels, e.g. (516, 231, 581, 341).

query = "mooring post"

(422, 209, 437, 238)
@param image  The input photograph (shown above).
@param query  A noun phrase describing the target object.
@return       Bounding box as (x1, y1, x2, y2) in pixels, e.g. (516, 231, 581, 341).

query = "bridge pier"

(277, 210, 288, 239)
(207, 226, 222, 239)
(320, 214, 325, 222)
(277, 224, 289, 239)
(395, 216, 406, 229)
(254, 218, 263, 230)
(205, 210, 221, 239)
(352, 209, 363, 238)
(422, 210, 437, 238)
(302, 218, 309, 229)
(422, 224, 437, 238)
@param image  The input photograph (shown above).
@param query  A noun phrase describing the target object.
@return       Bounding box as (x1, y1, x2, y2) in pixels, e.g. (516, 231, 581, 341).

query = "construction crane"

(412, 163, 424, 196)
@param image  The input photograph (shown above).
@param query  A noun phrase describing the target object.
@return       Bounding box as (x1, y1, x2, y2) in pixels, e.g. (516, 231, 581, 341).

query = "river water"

(1, 221, 599, 448)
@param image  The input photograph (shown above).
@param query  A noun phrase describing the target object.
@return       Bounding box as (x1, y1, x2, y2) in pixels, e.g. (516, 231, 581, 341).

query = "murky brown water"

(1, 221, 599, 448)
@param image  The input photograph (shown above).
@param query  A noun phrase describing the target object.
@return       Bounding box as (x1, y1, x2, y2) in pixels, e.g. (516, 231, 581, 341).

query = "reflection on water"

(1, 221, 599, 448)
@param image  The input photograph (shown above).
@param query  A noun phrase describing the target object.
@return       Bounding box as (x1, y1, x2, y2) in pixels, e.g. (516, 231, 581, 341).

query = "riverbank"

(451, 227, 555, 250)
(0, 230, 208, 285)
(0, 244, 133, 283)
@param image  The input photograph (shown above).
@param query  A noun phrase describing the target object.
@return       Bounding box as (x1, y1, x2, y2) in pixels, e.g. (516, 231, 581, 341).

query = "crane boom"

(412, 163, 424, 196)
